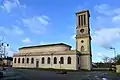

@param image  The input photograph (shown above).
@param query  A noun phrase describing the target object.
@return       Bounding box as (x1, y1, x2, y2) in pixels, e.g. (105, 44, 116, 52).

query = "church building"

(13, 10, 92, 70)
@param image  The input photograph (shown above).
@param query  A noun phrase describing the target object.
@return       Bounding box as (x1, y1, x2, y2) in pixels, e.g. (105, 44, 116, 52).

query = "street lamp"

(0, 42, 9, 67)
(109, 47, 117, 71)
(109, 47, 116, 63)
(59, 61, 61, 70)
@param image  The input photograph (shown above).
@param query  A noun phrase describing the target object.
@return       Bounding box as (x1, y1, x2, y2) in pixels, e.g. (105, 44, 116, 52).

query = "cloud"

(12, 25, 24, 35)
(0, 25, 24, 35)
(22, 15, 50, 34)
(71, 34, 76, 40)
(40, 41, 54, 45)
(76, 2, 89, 12)
(22, 38, 32, 43)
(0, 0, 25, 13)
(6, 46, 18, 57)
(94, 4, 120, 16)
(40, 41, 46, 45)
(97, 52, 104, 57)
(112, 15, 120, 23)
(0, 0, 50, 35)
(92, 28, 120, 48)
(94, 4, 112, 15)
(94, 4, 120, 27)
(92, 4, 120, 48)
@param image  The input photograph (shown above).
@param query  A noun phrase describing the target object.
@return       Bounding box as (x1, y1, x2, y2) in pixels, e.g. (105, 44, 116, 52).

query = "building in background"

(13, 10, 92, 70)
(0, 57, 13, 67)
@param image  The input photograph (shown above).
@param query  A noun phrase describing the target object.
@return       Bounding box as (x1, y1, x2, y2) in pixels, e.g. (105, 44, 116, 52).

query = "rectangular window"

(84, 14, 86, 25)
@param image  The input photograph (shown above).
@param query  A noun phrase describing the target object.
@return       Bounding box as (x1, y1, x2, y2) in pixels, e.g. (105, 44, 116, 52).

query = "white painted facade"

(13, 54, 80, 70)
(13, 10, 92, 70)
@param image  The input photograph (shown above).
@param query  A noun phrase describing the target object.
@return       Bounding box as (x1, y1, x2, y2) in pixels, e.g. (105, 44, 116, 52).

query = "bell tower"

(76, 10, 92, 70)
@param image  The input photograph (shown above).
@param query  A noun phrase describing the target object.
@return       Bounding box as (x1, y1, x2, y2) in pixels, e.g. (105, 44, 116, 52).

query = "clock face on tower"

(80, 29, 84, 33)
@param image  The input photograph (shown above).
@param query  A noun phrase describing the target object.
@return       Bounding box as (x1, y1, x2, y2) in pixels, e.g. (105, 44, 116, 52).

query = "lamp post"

(109, 47, 117, 71)
(0, 41, 9, 67)
(59, 61, 61, 70)
(109, 47, 116, 62)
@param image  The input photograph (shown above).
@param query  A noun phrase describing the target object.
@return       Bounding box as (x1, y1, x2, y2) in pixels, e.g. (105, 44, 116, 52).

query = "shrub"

(116, 58, 120, 65)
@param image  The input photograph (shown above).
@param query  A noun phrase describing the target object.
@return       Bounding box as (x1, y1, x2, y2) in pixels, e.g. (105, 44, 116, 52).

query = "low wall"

(116, 65, 120, 73)
(92, 68, 115, 71)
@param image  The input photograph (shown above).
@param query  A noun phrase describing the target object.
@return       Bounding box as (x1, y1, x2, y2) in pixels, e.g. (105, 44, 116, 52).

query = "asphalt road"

(1, 68, 120, 80)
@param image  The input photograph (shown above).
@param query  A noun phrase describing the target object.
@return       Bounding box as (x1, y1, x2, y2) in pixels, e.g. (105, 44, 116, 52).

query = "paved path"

(1, 68, 120, 80)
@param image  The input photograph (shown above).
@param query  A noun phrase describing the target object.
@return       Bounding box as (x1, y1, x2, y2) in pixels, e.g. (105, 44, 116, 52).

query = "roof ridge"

(19, 43, 71, 50)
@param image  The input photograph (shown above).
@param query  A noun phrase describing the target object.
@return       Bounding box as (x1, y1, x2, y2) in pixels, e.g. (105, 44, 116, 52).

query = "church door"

(36, 61, 39, 68)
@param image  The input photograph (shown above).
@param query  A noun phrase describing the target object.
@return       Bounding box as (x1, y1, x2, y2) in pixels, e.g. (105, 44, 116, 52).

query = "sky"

(0, 0, 120, 62)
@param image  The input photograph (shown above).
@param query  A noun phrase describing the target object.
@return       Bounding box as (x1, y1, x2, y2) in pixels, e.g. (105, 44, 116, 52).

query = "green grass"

(14, 67, 91, 72)
(108, 71, 120, 76)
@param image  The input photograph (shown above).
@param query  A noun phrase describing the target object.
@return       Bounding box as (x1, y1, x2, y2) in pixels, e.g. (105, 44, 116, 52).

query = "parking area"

(0, 68, 120, 80)
(14, 68, 120, 80)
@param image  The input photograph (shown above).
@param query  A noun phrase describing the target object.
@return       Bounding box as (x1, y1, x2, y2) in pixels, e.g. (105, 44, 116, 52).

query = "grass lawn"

(108, 71, 120, 76)
(14, 67, 90, 72)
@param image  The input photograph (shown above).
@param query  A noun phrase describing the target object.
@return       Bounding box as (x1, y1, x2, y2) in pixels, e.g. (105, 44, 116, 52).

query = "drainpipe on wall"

(51, 53, 53, 68)
(25, 54, 26, 68)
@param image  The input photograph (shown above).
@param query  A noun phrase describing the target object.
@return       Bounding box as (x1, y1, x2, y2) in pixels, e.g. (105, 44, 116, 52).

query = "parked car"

(57, 70, 67, 74)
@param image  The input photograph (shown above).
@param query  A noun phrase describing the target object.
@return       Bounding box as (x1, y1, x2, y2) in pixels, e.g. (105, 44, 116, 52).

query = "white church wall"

(13, 54, 77, 70)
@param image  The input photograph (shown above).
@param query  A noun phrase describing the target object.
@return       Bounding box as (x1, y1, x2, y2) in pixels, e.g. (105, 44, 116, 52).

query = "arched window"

(47, 57, 50, 64)
(83, 14, 86, 25)
(31, 58, 34, 64)
(22, 58, 24, 63)
(18, 58, 20, 63)
(14, 58, 16, 63)
(27, 58, 29, 63)
(60, 57, 64, 64)
(81, 46, 84, 52)
(54, 57, 57, 64)
(78, 57, 80, 64)
(67, 57, 71, 64)
(41, 57, 44, 64)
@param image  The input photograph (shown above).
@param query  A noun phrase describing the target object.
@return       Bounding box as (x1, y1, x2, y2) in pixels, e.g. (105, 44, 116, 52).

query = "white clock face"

(80, 29, 84, 33)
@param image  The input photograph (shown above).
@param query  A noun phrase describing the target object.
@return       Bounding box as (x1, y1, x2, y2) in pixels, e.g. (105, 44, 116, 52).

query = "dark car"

(57, 70, 67, 74)
(2, 67, 6, 71)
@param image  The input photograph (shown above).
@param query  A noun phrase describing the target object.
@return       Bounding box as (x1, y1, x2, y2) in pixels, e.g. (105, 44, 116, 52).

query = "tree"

(114, 54, 120, 65)
(102, 57, 110, 63)
(7, 57, 13, 61)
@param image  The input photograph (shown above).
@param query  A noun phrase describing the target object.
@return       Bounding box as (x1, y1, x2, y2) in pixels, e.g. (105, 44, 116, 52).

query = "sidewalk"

(0, 67, 22, 80)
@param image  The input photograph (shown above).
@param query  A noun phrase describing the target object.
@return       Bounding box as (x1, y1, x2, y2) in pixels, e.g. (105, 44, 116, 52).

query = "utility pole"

(109, 47, 117, 72)
(0, 38, 9, 67)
